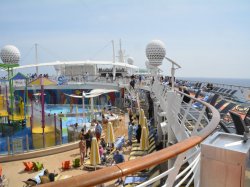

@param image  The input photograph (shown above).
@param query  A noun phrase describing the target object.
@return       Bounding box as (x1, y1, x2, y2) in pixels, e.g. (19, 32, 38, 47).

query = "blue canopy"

(10, 72, 27, 80)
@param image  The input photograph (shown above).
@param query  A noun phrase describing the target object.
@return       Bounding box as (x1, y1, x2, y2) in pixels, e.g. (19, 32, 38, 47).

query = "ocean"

(180, 77, 250, 88)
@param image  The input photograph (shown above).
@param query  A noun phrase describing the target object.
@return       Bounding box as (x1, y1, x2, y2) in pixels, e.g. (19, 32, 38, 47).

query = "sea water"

(180, 77, 250, 87)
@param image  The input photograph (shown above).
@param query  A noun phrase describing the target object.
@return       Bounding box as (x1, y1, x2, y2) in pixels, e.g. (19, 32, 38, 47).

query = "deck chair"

(131, 139, 155, 152)
(229, 111, 248, 135)
(62, 160, 71, 170)
(194, 89, 201, 98)
(244, 109, 250, 126)
(32, 162, 44, 171)
(219, 88, 228, 94)
(214, 100, 227, 109)
(209, 94, 220, 106)
(72, 158, 80, 168)
(129, 143, 156, 158)
(132, 134, 155, 149)
(220, 103, 236, 118)
(228, 90, 237, 97)
(123, 165, 160, 187)
(23, 162, 34, 171)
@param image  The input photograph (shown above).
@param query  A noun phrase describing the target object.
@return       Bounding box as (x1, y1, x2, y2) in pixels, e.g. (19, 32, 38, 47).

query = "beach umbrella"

(90, 137, 101, 168)
(106, 122, 115, 145)
(140, 126, 149, 150)
(144, 117, 149, 135)
(139, 109, 144, 126)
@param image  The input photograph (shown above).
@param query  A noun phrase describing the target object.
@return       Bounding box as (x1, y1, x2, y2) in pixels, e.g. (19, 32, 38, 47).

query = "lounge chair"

(244, 109, 250, 126)
(62, 160, 71, 170)
(129, 142, 156, 159)
(131, 139, 155, 151)
(131, 134, 155, 149)
(229, 111, 249, 135)
(23, 162, 34, 171)
(32, 162, 44, 171)
(72, 158, 80, 168)
(123, 165, 160, 187)
(194, 89, 201, 98)
(214, 100, 227, 109)
(220, 102, 236, 118)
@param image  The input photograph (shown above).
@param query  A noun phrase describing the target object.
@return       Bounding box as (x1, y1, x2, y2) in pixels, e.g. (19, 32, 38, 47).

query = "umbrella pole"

(41, 80, 45, 148)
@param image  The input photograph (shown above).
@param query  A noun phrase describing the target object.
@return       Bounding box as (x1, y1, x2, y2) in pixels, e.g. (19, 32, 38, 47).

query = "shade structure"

(139, 109, 145, 126)
(140, 126, 149, 150)
(90, 137, 101, 166)
(106, 122, 115, 144)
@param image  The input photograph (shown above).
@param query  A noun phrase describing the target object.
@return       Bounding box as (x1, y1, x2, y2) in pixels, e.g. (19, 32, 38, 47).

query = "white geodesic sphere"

(127, 57, 134, 65)
(145, 40, 166, 67)
(0, 45, 20, 64)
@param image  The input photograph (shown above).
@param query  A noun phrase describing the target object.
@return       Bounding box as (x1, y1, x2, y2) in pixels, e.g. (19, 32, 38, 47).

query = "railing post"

(26, 134, 29, 152)
(166, 91, 176, 169)
(60, 117, 62, 144)
(54, 113, 57, 145)
(7, 136, 10, 155)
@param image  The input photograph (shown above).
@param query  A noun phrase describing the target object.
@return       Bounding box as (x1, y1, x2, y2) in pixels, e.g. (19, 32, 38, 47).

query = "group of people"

(78, 119, 103, 165)
(127, 109, 142, 145)
(78, 118, 125, 182)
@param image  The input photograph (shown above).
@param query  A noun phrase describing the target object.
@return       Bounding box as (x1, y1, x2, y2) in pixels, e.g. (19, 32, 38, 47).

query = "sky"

(0, 0, 250, 79)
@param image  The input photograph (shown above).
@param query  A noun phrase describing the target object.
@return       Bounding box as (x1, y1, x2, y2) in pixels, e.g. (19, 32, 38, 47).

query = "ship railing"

(40, 79, 220, 187)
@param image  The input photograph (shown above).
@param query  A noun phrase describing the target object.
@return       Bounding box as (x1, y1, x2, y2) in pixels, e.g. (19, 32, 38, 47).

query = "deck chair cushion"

(23, 162, 34, 171)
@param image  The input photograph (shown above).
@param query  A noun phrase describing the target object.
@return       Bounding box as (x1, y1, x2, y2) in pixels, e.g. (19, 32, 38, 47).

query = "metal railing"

(41, 78, 220, 187)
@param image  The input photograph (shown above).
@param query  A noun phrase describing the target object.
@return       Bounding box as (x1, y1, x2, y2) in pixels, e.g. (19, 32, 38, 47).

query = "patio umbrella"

(140, 126, 149, 151)
(144, 117, 149, 135)
(106, 122, 115, 145)
(90, 137, 101, 168)
(139, 109, 144, 126)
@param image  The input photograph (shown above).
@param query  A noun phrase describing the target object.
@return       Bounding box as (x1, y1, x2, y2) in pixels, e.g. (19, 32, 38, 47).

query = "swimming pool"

(0, 104, 110, 155)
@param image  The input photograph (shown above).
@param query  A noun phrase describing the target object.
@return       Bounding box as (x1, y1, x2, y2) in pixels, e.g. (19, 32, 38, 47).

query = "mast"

(118, 39, 124, 63)
(112, 40, 116, 81)
(35, 43, 39, 75)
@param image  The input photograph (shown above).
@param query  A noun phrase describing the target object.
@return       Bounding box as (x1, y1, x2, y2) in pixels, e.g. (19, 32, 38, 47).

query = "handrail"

(41, 136, 203, 187)
(41, 82, 220, 187)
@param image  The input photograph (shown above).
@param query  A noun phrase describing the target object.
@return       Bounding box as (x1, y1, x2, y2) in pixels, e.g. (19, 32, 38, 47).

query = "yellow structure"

(0, 95, 8, 117)
(32, 126, 56, 149)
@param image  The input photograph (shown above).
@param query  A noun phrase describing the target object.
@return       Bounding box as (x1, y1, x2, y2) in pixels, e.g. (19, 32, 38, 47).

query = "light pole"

(165, 57, 181, 91)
